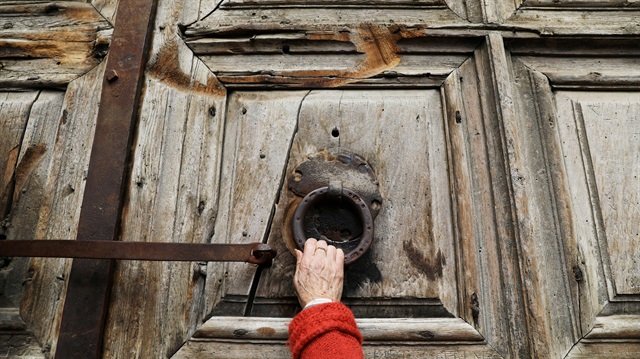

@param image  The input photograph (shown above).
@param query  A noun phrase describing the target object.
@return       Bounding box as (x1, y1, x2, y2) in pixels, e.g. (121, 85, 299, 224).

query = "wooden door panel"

(0, 61, 108, 356)
(507, 42, 640, 357)
(173, 48, 514, 357)
(184, 29, 478, 89)
(1, 0, 639, 357)
(555, 91, 640, 297)
(203, 91, 304, 316)
(0, 2, 110, 89)
(101, 34, 229, 357)
(174, 317, 500, 359)
(253, 89, 456, 317)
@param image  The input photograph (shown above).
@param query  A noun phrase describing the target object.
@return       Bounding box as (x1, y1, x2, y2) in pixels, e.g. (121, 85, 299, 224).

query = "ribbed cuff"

(288, 302, 362, 359)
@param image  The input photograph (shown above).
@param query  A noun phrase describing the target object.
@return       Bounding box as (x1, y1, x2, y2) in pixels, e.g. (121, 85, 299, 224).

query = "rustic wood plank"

(552, 91, 611, 335)
(185, 8, 469, 35)
(92, 0, 120, 24)
(442, 41, 535, 358)
(506, 9, 640, 35)
(186, 27, 476, 87)
(584, 315, 640, 339)
(101, 4, 227, 358)
(554, 91, 640, 299)
(203, 91, 305, 317)
(0, 91, 38, 217)
(189, 316, 483, 341)
(174, 315, 498, 358)
(189, 0, 485, 23)
(174, 341, 501, 359)
(7, 91, 65, 240)
(1, 89, 67, 359)
(523, 0, 640, 7)
(222, 0, 447, 7)
(0, 1, 112, 89)
(572, 93, 640, 296)
(516, 57, 640, 89)
(485, 33, 581, 358)
(100, 4, 228, 355)
(566, 342, 640, 359)
(252, 89, 457, 317)
(13, 59, 107, 356)
(506, 38, 640, 57)
(508, 55, 587, 358)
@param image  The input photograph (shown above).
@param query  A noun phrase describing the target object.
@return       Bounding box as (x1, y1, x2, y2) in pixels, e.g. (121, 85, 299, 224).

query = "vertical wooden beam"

(54, 0, 157, 357)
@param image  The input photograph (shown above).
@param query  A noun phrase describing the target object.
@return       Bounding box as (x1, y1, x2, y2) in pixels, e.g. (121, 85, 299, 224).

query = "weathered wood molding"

(185, 27, 480, 87)
(566, 315, 640, 358)
(185, 8, 469, 36)
(506, 9, 640, 35)
(0, 1, 112, 89)
(585, 315, 640, 340)
(190, 316, 484, 342)
(187, 0, 501, 24)
(172, 317, 500, 358)
(220, 0, 449, 8)
(2, 61, 108, 359)
(506, 35, 640, 358)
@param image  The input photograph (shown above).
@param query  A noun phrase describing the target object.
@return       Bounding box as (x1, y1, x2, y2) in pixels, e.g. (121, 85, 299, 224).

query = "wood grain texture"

(0, 1, 112, 89)
(222, 0, 447, 7)
(516, 57, 640, 89)
(101, 0, 227, 356)
(571, 93, 639, 296)
(523, 0, 640, 7)
(8, 60, 107, 357)
(505, 9, 640, 35)
(185, 8, 468, 35)
(189, 316, 483, 341)
(203, 91, 304, 317)
(2, 89, 69, 358)
(173, 317, 497, 358)
(554, 91, 640, 300)
(487, 34, 585, 358)
(0, 91, 45, 359)
(0, 309, 43, 359)
(7, 91, 65, 240)
(92, 0, 120, 24)
(253, 89, 456, 314)
(566, 343, 640, 359)
(442, 40, 533, 358)
(175, 341, 501, 359)
(507, 44, 640, 357)
(585, 315, 640, 339)
(185, 0, 491, 21)
(185, 26, 477, 88)
(0, 92, 37, 216)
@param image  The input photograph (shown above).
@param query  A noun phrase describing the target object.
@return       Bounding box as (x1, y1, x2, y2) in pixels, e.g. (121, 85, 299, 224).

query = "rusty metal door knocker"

(284, 150, 382, 264)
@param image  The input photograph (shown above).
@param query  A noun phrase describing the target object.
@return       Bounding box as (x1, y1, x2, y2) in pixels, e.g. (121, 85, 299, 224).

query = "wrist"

(303, 298, 333, 310)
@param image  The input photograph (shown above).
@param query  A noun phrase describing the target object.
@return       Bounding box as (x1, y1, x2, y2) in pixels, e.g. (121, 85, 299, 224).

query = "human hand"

(293, 238, 345, 308)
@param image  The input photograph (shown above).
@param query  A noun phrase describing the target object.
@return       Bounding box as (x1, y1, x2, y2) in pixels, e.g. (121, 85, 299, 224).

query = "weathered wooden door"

(1, 0, 639, 358)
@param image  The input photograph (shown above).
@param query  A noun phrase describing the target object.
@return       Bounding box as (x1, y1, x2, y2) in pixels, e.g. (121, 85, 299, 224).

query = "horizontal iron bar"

(0, 240, 276, 265)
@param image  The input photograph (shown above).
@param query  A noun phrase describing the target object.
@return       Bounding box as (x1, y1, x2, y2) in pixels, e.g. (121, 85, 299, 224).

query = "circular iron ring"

(292, 186, 374, 265)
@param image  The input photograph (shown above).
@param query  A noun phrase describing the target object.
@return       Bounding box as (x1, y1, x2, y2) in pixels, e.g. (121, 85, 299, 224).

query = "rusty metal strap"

(0, 241, 276, 265)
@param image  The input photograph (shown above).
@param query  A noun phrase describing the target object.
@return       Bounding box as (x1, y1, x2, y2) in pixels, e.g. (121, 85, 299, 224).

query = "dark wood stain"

(402, 240, 446, 281)
(147, 39, 225, 96)
(344, 250, 382, 295)
(12, 144, 47, 204)
(256, 327, 276, 336)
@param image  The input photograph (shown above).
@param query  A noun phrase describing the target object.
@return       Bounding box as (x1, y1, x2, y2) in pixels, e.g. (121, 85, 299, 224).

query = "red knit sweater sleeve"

(288, 302, 363, 359)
